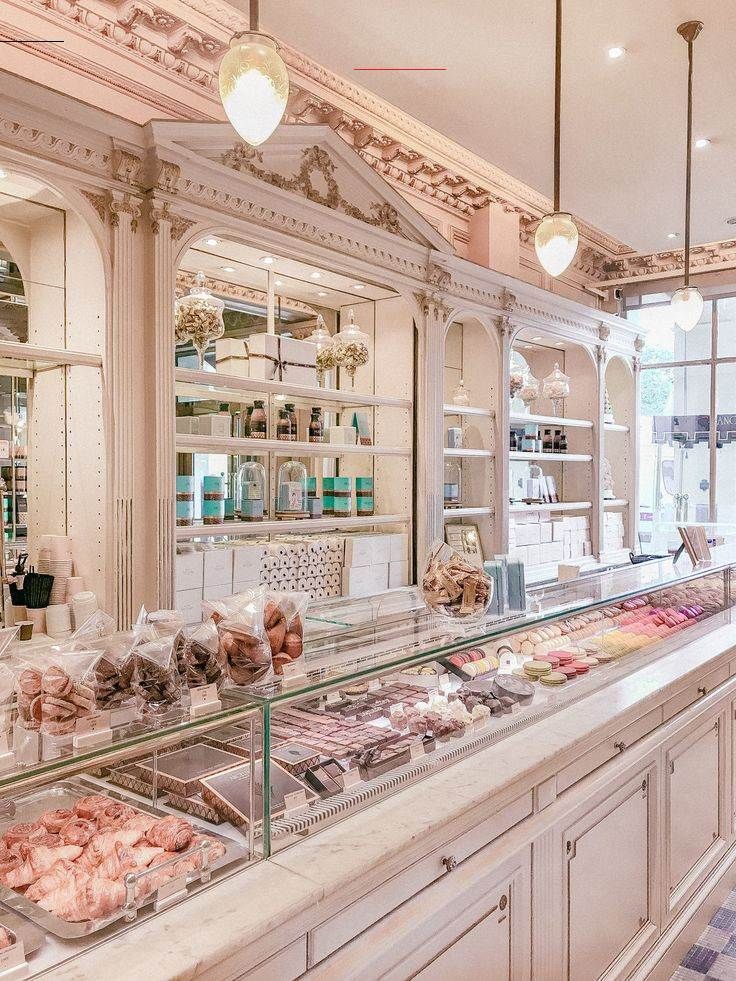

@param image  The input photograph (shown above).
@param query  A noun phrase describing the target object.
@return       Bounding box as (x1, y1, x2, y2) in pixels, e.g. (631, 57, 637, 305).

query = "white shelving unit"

(177, 513, 408, 541)
(604, 422, 629, 433)
(509, 412, 592, 429)
(509, 451, 592, 463)
(443, 403, 493, 418)
(176, 434, 411, 458)
(603, 499, 629, 508)
(443, 506, 494, 518)
(509, 501, 592, 513)
(443, 447, 494, 459)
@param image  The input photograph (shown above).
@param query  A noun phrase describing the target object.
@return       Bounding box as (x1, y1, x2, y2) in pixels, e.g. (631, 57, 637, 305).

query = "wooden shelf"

(509, 412, 593, 429)
(175, 367, 412, 410)
(604, 422, 630, 433)
(509, 451, 592, 463)
(443, 506, 494, 518)
(176, 514, 409, 540)
(442, 403, 493, 418)
(603, 499, 629, 508)
(510, 501, 592, 513)
(443, 447, 493, 459)
(176, 435, 411, 458)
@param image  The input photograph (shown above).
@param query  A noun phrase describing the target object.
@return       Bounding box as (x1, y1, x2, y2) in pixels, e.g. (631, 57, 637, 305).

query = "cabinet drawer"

(557, 708, 662, 794)
(663, 664, 730, 721)
(308, 792, 532, 965)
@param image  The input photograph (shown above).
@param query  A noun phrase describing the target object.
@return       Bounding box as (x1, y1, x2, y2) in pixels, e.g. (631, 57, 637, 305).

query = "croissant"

(145, 816, 193, 852)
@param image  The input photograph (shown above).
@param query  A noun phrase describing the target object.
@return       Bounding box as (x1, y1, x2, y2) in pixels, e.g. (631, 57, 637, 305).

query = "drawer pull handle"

(442, 855, 458, 873)
(614, 740, 626, 753)
(698, 686, 707, 696)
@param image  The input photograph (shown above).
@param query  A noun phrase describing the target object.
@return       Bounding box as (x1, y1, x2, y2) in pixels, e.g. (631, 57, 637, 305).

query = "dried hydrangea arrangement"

(333, 308, 369, 387)
(308, 314, 338, 386)
(174, 272, 225, 368)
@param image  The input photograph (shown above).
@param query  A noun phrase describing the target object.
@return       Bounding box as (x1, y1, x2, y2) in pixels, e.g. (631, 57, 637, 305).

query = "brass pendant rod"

(250, 0, 259, 32)
(683, 35, 694, 286)
(553, 0, 562, 213)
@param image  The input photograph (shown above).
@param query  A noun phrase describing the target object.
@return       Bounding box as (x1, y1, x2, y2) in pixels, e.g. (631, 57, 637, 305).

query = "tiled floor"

(672, 888, 736, 979)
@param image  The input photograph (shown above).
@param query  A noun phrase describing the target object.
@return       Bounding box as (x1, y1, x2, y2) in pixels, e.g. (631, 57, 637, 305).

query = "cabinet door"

(564, 771, 655, 981)
(666, 714, 724, 912)
(412, 885, 510, 981)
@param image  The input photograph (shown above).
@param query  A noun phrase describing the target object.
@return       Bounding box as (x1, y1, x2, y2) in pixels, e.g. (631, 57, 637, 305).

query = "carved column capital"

(109, 192, 142, 232)
(599, 323, 611, 342)
(147, 197, 197, 242)
(634, 335, 645, 353)
(414, 290, 450, 322)
(499, 287, 516, 312)
(496, 314, 514, 338)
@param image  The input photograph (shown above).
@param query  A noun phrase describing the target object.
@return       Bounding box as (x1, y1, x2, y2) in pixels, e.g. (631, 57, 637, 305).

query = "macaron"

(558, 664, 579, 679)
(568, 660, 590, 675)
(540, 671, 567, 686)
(524, 660, 552, 678)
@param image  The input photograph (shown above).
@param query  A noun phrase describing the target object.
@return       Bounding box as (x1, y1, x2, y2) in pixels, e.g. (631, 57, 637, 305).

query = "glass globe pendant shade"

(534, 212, 579, 277)
(670, 285, 704, 333)
(218, 33, 289, 147)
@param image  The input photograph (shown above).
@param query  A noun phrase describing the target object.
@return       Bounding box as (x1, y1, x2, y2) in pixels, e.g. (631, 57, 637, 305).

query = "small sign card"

(189, 684, 222, 720)
(409, 741, 425, 761)
(0, 934, 26, 979)
(280, 661, 309, 688)
(341, 767, 362, 790)
(73, 711, 113, 750)
(154, 873, 188, 912)
(283, 789, 309, 815)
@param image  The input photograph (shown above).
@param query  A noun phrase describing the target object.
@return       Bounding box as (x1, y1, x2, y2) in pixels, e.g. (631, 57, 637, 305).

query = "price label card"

(280, 661, 309, 687)
(409, 741, 425, 761)
(155, 873, 188, 910)
(0, 936, 25, 976)
(368, 678, 381, 692)
(283, 789, 309, 815)
(325, 690, 342, 705)
(76, 711, 111, 736)
(189, 684, 222, 720)
(342, 768, 362, 790)
(389, 702, 405, 717)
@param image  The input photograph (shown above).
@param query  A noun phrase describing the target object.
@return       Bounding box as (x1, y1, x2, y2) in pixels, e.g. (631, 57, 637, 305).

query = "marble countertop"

(42, 621, 736, 979)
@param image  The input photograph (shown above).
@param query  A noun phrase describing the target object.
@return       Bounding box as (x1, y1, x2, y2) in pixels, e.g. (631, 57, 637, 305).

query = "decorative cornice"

(593, 238, 736, 286)
(176, 269, 317, 317)
(222, 143, 405, 238)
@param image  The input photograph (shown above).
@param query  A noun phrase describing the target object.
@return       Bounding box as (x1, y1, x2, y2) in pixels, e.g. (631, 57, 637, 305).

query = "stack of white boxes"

(510, 512, 592, 571)
(341, 532, 409, 598)
(175, 548, 234, 625)
(603, 512, 625, 553)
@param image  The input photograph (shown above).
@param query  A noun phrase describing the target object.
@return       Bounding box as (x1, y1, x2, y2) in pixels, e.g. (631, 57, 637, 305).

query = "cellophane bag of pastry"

(215, 588, 273, 688)
(131, 634, 183, 719)
(14, 651, 102, 737)
(84, 631, 137, 712)
(421, 540, 493, 621)
(202, 585, 263, 626)
(264, 591, 308, 676)
(144, 609, 186, 638)
(70, 608, 116, 642)
(173, 619, 225, 691)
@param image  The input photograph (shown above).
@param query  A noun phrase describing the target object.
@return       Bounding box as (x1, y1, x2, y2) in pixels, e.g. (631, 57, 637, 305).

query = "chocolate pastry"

(93, 653, 135, 708)
(217, 622, 272, 687)
(174, 629, 224, 690)
(132, 648, 182, 712)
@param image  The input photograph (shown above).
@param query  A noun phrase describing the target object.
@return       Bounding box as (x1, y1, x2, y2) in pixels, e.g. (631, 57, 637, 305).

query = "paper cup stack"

(71, 591, 97, 629)
(46, 603, 72, 640)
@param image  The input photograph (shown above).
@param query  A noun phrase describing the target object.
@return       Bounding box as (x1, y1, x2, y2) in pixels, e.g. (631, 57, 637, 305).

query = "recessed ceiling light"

(694, 137, 711, 148)
(667, 232, 679, 239)
(316, 291, 328, 297)
(221, 266, 235, 273)
(532, 336, 543, 342)
(204, 237, 220, 247)
(0, 168, 7, 181)
(608, 46, 626, 59)
(260, 255, 275, 265)
(274, 279, 284, 286)
(310, 271, 322, 279)
(726, 217, 736, 226)
(352, 283, 365, 290)
(555, 342, 564, 347)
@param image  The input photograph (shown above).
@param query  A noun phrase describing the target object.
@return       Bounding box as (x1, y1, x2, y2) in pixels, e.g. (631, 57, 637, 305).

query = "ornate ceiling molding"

(593, 239, 736, 287)
(221, 143, 405, 238)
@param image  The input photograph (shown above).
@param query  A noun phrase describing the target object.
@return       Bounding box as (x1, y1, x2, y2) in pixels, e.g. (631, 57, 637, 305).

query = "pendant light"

(535, 0, 579, 278)
(670, 21, 705, 333)
(218, 0, 289, 147)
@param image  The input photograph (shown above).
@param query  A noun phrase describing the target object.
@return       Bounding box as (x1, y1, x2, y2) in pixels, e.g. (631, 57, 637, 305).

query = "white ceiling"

(262, 0, 735, 254)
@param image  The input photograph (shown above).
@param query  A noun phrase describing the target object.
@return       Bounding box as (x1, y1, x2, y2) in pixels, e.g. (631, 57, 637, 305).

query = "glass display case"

(239, 548, 736, 855)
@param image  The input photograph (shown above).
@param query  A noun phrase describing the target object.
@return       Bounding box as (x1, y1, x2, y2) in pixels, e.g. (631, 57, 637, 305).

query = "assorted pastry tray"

(0, 778, 247, 939)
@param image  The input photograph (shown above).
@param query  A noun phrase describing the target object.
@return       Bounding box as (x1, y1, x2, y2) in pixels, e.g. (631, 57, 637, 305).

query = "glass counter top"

(246, 545, 736, 705)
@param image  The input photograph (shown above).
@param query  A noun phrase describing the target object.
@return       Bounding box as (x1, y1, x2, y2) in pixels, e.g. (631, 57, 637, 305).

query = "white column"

(108, 192, 143, 628)
(593, 346, 606, 561)
(148, 200, 177, 609)
(497, 314, 513, 555)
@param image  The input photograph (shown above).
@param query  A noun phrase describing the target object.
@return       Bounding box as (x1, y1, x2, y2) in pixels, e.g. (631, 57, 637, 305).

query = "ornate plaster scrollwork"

(499, 287, 516, 312)
(496, 314, 514, 338)
(413, 290, 450, 321)
(599, 323, 611, 342)
(147, 198, 197, 241)
(108, 192, 142, 232)
(111, 148, 143, 188)
(151, 159, 181, 195)
(634, 335, 645, 352)
(426, 262, 452, 291)
(117, 0, 178, 32)
(80, 189, 109, 225)
(221, 143, 406, 237)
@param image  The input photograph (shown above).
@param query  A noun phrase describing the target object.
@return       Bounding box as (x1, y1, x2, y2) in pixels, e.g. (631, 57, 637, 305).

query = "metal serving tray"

(0, 777, 247, 939)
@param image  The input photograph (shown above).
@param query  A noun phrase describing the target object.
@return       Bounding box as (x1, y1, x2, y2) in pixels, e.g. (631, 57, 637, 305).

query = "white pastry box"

(176, 550, 204, 591)
(203, 583, 232, 601)
(248, 333, 317, 387)
(215, 337, 249, 377)
(176, 587, 203, 625)
(388, 560, 409, 588)
(196, 413, 231, 438)
(203, 549, 233, 587)
(388, 533, 409, 562)
(233, 543, 267, 582)
(343, 536, 375, 568)
(370, 535, 391, 565)
(342, 566, 373, 598)
(371, 563, 389, 591)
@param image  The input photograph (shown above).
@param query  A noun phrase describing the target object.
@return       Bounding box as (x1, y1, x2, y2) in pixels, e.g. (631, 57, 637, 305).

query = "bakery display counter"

(245, 550, 735, 851)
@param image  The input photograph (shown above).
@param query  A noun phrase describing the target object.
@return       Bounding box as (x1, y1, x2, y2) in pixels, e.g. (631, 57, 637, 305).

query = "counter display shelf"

(241, 548, 736, 853)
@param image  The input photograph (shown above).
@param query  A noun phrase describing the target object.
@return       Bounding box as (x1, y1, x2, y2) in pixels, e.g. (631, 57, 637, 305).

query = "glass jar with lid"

(518, 367, 540, 414)
(276, 460, 309, 517)
(237, 460, 266, 521)
(443, 459, 462, 508)
(174, 272, 225, 368)
(308, 314, 337, 386)
(451, 377, 471, 406)
(542, 362, 571, 416)
(333, 308, 369, 387)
